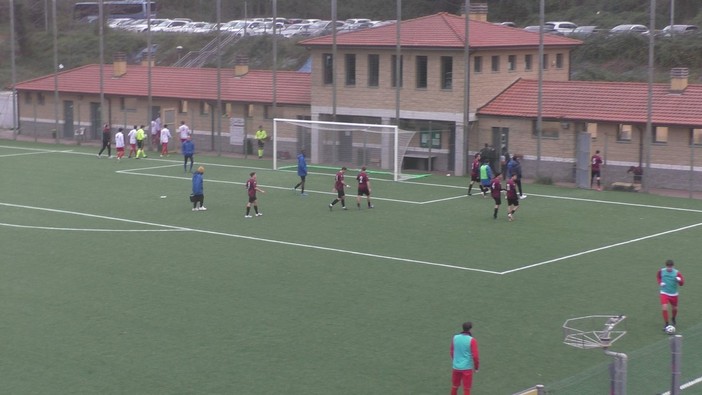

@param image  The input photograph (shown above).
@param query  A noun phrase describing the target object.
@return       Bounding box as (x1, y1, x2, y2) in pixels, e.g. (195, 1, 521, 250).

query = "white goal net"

(272, 118, 419, 181)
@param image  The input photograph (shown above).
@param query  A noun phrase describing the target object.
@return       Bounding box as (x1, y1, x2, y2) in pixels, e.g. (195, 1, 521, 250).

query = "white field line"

(500, 222, 702, 275)
(660, 375, 702, 395)
(6, 145, 702, 274)
(529, 193, 702, 214)
(0, 222, 184, 232)
(5, 145, 701, 211)
(0, 202, 501, 275)
(117, 165, 422, 204)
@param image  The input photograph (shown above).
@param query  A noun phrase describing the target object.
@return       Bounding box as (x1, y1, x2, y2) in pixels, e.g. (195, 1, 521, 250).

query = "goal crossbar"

(273, 118, 425, 181)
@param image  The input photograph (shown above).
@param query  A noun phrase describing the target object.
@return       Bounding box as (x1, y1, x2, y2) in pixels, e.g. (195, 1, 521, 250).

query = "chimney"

(234, 55, 249, 77)
(461, 3, 488, 22)
(140, 55, 155, 67)
(670, 67, 689, 93)
(113, 52, 127, 77)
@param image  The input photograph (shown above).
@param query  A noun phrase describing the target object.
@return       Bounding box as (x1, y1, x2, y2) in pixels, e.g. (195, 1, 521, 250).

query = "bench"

(403, 153, 437, 171)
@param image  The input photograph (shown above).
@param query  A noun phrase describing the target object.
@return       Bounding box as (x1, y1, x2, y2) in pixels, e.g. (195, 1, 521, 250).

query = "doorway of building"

(63, 101, 74, 138)
(492, 127, 509, 174)
(90, 102, 101, 140)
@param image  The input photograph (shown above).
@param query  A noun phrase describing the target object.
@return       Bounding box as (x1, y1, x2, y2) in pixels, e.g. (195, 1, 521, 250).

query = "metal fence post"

(671, 335, 682, 395)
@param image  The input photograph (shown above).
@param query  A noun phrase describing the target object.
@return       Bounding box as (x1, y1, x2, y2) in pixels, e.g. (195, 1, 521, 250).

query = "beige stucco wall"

(309, 46, 571, 114)
(16, 90, 309, 144)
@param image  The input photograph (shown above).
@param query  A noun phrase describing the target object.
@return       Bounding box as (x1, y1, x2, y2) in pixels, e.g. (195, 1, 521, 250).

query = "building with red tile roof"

(477, 72, 702, 188)
(11, 8, 701, 188)
(299, 11, 581, 176)
(14, 59, 310, 151)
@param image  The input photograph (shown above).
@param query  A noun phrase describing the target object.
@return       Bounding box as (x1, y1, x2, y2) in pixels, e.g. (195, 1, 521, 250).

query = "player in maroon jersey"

(490, 172, 503, 219)
(467, 153, 484, 196)
(505, 174, 520, 221)
(356, 166, 374, 209)
(244, 172, 265, 218)
(329, 166, 349, 211)
(590, 150, 603, 191)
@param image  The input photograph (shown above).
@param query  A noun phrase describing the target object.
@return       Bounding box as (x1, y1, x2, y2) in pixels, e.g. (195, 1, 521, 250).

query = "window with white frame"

(654, 126, 668, 143)
(532, 120, 560, 138)
(692, 128, 702, 145)
(474, 56, 483, 73)
(618, 124, 633, 141)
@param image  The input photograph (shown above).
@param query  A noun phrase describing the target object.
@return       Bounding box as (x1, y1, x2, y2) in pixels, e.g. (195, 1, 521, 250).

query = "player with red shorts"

(450, 321, 479, 395)
(658, 259, 684, 331)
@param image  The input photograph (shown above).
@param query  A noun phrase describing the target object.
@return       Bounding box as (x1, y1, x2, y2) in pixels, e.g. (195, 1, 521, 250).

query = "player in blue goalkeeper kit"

(293, 149, 308, 195)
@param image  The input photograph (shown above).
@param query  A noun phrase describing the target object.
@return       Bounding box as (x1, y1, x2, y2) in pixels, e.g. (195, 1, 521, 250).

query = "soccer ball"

(665, 325, 676, 335)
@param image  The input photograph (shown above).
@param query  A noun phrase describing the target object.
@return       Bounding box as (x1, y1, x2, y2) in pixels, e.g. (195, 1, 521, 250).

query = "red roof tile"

(477, 79, 702, 126)
(14, 65, 311, 105)
(300, 12, 581, 49)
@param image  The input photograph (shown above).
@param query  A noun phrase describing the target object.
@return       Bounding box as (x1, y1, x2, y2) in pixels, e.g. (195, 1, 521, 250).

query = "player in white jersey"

(127, 125, 137, 158)
(160, 124, 172, 157)
(114, 128, 125, 160)
(177, 121, 191, 152)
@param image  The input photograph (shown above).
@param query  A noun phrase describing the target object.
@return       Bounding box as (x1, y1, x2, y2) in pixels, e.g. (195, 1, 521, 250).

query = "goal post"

(272, 118, 422, 181)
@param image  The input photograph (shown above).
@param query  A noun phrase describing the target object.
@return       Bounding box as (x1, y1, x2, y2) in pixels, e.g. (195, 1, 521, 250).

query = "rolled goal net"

(272, 118, 422, 181)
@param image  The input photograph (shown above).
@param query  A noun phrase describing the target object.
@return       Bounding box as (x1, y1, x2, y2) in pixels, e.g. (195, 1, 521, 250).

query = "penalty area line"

(500, 222, 702, 275)
(660, 375, 702, 395)
(0, 202, 499, 275)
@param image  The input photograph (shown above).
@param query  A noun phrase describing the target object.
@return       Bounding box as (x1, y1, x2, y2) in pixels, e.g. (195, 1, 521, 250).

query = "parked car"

(123, 18, 169, 33)
(281, 23, 313, 38)
(307, 20, 346, 36)
(609, 24, 649, 35)
(151, 19, 191, 33)
(571, 25, 601, 37)
(345, 18, 371, 25)
(661, 24, 699, 36)
(523, 25, 558, 35)
(182, 22, 215, 34)
(545, 21, 578, 35)
(495, 21, 517, 28)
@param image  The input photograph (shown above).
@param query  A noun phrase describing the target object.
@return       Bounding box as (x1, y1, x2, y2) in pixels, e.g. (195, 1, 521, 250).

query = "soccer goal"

(272, 118, 423, 181)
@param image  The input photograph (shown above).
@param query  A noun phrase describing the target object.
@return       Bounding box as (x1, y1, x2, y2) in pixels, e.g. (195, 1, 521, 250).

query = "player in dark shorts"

(506, 174, 520, 221)
(356, 166, 374, 209)
(591, 150, 603, 191)
(490, 172, 503, 219)
(329, 166, 348, 211)
(467, 153, 483, 196)
(245, 172, 265, 218)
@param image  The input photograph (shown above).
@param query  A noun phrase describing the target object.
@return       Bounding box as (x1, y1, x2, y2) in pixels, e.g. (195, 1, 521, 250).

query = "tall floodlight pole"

(395, 0, 401, 126)
(10, 0, 18, 139)
(536, 0, 545, 178)
(272, 0, 277, 120)
(147, 1, 153, 150)
(462, 0, 470, 176)
(52, 0, 59, 143)
(216, 0, 222, 154)
(99, 0, 105, 131)
(670, 0, 675, 28)
(644, 0, 656, 193)
(331, 0, 337, 121)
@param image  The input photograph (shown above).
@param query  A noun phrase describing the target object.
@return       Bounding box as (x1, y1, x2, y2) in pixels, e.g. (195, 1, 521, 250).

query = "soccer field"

(2, 140, 701, 394)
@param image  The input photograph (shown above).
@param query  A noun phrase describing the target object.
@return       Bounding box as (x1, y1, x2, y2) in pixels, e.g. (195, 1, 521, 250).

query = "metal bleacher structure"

(171, 32, 242, 68)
